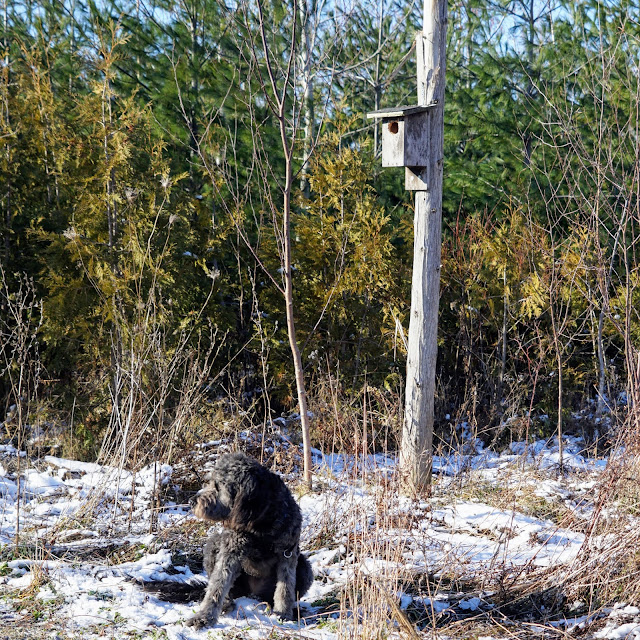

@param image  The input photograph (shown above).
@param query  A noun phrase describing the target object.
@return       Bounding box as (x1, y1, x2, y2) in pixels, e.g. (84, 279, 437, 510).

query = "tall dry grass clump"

(566, 397, 640, 607)
(332, 479, 425, 639)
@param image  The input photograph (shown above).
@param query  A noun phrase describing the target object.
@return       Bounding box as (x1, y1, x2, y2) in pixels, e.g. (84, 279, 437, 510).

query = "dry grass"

(2, 347, 638, 640)
(299, 447, 586, 639)
(562, 413, 640, 608)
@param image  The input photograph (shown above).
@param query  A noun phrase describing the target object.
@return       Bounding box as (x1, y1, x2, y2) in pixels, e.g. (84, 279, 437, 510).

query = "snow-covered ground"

(0, 434, 638, 639)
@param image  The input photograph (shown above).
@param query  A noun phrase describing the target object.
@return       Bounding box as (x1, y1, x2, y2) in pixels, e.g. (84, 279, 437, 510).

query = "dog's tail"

(296, 553, 314, 598)
(135, 576, 207, 603)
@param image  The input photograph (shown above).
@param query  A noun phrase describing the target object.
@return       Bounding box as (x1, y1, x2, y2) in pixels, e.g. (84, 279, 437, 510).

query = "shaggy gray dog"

(185, 453, 313, 629)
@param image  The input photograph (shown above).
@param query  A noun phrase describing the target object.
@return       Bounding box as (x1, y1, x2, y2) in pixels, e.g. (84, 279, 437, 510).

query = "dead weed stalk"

(565, 408, 640, 607)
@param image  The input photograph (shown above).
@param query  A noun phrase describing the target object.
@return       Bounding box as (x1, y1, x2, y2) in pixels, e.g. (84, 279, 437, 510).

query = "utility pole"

(368, 0, 447, 493)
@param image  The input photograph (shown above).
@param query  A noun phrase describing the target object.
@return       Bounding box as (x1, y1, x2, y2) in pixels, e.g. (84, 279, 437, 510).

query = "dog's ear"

(229, 472, 275, 531)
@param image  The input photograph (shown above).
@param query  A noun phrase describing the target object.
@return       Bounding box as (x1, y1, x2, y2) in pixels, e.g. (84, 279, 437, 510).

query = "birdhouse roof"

(366, 104, 437, 119)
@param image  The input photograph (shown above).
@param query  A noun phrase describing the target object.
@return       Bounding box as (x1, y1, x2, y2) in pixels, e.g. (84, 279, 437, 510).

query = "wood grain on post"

(400, 0, 447, 494)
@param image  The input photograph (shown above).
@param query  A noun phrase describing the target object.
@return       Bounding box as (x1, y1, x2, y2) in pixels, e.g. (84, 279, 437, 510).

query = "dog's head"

(191, 474, 235, 522)
(191, 453, 278, 531)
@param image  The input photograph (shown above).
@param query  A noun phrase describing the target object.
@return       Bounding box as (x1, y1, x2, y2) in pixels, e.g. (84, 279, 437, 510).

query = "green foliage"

(1, 0, 640, 455)
(294, 131, 402, 381)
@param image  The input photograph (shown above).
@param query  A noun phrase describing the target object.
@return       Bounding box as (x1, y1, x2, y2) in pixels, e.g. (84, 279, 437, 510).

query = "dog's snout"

(189, 491, 201, 508)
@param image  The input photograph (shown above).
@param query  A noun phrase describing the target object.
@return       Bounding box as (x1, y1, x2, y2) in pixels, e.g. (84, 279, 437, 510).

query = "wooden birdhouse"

(367, 104, 436, 191)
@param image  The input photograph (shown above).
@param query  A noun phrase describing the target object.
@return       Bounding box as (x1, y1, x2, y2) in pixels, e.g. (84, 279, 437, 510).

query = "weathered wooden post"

(368, 0, 447, 493)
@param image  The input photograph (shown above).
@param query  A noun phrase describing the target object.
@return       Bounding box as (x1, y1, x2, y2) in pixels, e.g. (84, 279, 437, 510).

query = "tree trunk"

(284, 259, 312, 486)
(373, 0, 383, 156)
(70, 0, 76, 93)
(556, 349, 563, 473)
(550, 300, 563, 474)
(596, 225, 620, 421)
(188, 6, 200, 193)
(498, 264, 507, 417)
(595, 305, 606, 420)
(400, 0, 447, 494)
(298, 0, 314, 198)
(256, 0, 313, 488)
(282, 153, 312, 488)
(2, 0, 11, 264)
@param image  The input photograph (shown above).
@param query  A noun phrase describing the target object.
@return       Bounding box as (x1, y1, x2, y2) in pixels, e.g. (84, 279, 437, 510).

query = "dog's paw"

(185, 611, 215, 629)
(274, 609, 295, 622)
